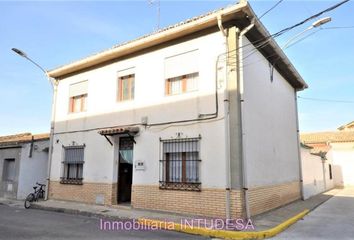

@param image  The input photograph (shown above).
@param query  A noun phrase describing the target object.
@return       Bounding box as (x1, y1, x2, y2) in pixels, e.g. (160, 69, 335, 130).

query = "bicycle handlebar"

(36, 182, 46, 187)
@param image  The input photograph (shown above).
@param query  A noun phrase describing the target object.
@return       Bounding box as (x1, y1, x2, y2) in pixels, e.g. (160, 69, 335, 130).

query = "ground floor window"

(2, 158, 15, 182)
(159, 136, 201, 191)
(61, 146, 85, 184)
(329, 164, 333, 180)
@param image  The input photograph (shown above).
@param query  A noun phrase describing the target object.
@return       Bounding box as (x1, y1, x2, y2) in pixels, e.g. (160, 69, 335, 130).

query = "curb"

(31, 202, 309, 240)
(139, 209, 309, 240)
(30, 203, 126, 221)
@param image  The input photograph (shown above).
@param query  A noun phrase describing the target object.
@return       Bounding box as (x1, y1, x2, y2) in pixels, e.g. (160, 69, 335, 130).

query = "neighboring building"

(300, 143, 334, 200)
(338, 121, 354, 131)
(301, 121, 354, 187)
(46, 2, 307, 218)
(0, 133, 49, 199)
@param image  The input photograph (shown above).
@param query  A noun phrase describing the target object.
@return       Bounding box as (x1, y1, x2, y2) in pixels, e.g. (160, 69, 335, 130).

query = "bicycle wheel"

(24, 193, 35, 209)
(39, 189, 45, 199)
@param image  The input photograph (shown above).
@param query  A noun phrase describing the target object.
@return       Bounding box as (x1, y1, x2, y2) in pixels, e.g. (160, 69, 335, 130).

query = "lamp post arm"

(282, 26, 313, 49)
(22, 56, 56, 88)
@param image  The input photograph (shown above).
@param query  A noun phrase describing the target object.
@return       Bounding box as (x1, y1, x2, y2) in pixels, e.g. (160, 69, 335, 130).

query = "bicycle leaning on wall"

(24, 182, 46, 209)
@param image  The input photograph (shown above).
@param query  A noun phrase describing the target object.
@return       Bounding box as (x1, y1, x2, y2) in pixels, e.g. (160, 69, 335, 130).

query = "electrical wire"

(222, 0, 351, 60)
(258, 0, 284, 19)
(270, 0, 350, 38)
(322, 26, 354, 30)
(298, 96, 354, 103)
(223, 28, 322, 70)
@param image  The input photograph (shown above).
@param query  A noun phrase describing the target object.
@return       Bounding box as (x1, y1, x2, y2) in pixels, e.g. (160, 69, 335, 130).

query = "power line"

(270, 0, 350, 39)
(221, 0, 351, 66)
(322, 26, 354, 30)
(224, 28, 322, 69)
(298, 96, 354, 103)
(208, 0, 351, 72)
(258, 0, 284, 19)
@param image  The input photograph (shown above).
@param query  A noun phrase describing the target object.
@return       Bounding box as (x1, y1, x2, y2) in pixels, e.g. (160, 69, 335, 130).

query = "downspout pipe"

(45, 76, 59, 200)
(238, 21, 254, 220)
(294, 89, 304, 200)
(217, 14, 232, 220)
(322, 158, 327, 192)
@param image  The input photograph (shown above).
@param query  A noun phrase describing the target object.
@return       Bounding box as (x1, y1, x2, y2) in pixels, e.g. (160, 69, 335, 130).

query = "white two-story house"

(47, 2, 307, 219)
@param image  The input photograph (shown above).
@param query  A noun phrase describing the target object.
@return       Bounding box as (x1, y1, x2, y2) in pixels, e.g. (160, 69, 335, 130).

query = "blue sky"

(0, 0, 353, 135)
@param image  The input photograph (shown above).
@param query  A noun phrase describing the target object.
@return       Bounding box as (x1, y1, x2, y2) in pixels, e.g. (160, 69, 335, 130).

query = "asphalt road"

(0, 204, 208, 240)
(274, 187, 354, 239)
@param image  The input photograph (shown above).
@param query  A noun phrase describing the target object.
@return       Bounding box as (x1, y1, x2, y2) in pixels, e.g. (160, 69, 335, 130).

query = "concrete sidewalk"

(252, 188, 341, 231)
(274, 187, 354, 239)
(0, 188, 341, 235)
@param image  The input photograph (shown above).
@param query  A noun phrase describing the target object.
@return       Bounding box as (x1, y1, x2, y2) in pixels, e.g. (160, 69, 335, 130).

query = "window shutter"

(69, 81, 88, 97)
(164, 50, 199, 79)
(118, 67, 135, 78)
(64, 147, 85, 163)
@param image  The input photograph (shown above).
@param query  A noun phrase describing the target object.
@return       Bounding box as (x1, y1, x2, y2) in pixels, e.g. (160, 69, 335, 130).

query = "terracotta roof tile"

(98, 127, 140, 136)
(49, 5, 230, 73)
(301, 131, 354, 144)
(0, 132, 49, 146)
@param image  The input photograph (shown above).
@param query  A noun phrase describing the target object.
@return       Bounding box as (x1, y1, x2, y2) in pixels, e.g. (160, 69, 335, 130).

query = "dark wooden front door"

(118, 137, 134, 203)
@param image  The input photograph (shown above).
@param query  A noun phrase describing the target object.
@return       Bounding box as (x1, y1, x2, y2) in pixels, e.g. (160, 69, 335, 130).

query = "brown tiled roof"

(338, 121, 354, 131)
(301, 131, 354, 144)
(0, 133, 49, 146)
(98, 127, 139, 136)
(310, 145, 331, 155)
(48, 5, 233, 75)
(47, 3, 306, 89)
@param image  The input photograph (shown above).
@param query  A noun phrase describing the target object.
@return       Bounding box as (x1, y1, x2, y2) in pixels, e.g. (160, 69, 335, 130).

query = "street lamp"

(271, 16, 332, 80)
(12, 48, 58, 201)
(282, 17, 332, 49)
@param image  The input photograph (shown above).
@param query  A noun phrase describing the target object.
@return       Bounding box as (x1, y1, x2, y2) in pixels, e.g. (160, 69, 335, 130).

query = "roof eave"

(47, 2, 307, 90)
(48, 2, 248, 79)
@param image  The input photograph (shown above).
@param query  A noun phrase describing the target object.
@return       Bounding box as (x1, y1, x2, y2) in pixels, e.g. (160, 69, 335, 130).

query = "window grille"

(61, 146, 85, 184)
(159, 136, 201, 191)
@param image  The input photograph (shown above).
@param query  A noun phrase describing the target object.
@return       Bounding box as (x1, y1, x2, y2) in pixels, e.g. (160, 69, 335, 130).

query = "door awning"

(98, 126, 140, 136)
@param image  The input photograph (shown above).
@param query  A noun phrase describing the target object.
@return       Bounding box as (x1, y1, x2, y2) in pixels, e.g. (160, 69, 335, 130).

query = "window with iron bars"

(61, 146, 85, 185)
(159, 136, 201, 191)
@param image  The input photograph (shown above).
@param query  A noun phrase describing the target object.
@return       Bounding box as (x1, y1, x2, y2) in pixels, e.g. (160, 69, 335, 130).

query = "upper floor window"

(69, 81, 88, 113)
(118, 74, 135, 101)
(165, 49, 199, 96)
(69, 94, 87, 113)
(166, 72, 198, 95)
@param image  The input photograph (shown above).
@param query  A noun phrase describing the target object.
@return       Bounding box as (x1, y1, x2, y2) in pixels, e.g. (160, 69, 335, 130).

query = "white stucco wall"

(329, 142, 354, 186)
(50, 30, 229, 188)
(301, 147, 333, 200)
(17, 140, 49, 199)
(242, 36, 300, 187)
(54, 31, 225, 127)
(51, 130, 115, 183)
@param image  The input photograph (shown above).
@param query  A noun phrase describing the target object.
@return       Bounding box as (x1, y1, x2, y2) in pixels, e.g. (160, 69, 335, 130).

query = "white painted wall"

(17, 140, 49, 199)
(242, 37, 300, 187)
(51, 130, 115, 183)
(301, 147, 333, 199)
(54, 31, 225, 128)
(50, 30, 229, 188)
(329, 142, 354, 186)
